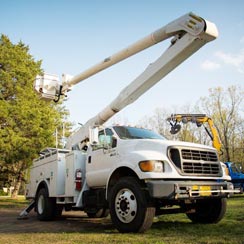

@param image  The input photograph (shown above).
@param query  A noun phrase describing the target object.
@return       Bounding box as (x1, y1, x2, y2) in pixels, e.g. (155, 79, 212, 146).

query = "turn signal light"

(139, 160, 164, 172)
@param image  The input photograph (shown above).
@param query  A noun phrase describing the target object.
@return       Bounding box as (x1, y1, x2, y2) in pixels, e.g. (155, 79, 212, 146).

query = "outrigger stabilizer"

(17, 200, 35, 220)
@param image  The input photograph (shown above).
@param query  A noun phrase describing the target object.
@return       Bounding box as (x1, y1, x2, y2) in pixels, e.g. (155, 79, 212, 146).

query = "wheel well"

(35, 181, 49, 199)
(107, 167, 143, 199)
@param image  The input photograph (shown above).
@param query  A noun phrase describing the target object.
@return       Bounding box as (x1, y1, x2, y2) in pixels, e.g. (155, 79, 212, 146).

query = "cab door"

(86, 128, 119, 187)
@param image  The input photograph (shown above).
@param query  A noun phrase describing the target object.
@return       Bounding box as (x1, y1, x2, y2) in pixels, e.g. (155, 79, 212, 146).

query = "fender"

(105, 166, 139, 200)
(34, 179, 50, 198)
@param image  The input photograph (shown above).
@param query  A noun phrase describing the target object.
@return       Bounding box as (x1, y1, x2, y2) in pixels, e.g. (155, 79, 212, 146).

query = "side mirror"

(89, 127, 99, 145)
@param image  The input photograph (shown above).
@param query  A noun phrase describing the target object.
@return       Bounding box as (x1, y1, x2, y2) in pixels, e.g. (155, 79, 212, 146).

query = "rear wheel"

(109, 177, 155, 233)
(36, 188, 56, 221)
(186, 198, 227, 223)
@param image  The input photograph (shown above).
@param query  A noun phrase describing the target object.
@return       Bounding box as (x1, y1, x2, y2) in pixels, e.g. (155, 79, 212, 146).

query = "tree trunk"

(11, 172, 23, 199)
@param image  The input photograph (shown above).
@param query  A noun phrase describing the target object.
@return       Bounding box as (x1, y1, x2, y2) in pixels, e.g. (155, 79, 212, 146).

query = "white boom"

(34, 12, 218, 149)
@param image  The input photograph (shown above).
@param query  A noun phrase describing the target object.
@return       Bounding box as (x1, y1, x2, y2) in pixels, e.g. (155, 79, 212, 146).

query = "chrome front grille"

(183, 162, 220, 174)
(168, 147, 221, 176)
(181, 149, 218, 162)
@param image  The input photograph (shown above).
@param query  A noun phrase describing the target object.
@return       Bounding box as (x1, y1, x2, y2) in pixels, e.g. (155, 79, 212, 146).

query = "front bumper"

(146, 180, 234, 199)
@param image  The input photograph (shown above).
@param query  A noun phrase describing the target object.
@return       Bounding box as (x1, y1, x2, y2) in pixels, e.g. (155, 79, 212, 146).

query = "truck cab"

(87, 125, 231, 194)
(86, 126, 166, 188)
(225, 162, 244, 193)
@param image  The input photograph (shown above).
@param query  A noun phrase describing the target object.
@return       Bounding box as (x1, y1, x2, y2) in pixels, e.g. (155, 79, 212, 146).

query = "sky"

(1, 0, 244, 128)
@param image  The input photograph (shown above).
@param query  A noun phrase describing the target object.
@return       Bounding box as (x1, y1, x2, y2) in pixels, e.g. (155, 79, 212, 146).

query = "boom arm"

(167, 114, 222, 153)
(34, 13, 218, 149)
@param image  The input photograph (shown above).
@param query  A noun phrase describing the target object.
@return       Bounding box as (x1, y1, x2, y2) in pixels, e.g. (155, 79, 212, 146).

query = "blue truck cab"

(225, 162, 244, 193)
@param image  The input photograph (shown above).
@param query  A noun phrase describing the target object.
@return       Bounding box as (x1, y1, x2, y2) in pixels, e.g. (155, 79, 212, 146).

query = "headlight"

(221, 162, 230, 176)
(139, 160, 164, 172)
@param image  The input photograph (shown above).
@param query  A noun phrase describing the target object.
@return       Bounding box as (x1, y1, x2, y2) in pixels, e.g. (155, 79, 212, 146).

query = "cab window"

(98, 128, 114, 147)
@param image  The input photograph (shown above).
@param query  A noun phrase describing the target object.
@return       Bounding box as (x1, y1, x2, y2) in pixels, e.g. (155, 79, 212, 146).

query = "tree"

(197, 86, 244, 163)
(137, 86, 244, 168)
(0, 35, 66, 198)
(138, 108, 170, 137)
(138, 105, 199, 142)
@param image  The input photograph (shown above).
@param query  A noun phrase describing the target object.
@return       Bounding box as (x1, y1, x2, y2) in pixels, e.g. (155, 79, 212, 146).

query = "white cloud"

(201, 60, 221, 71)
(215, 50, 244, 74)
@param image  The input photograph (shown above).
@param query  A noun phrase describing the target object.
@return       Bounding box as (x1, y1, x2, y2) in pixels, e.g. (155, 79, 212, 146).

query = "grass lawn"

(0, 196, 243, 244)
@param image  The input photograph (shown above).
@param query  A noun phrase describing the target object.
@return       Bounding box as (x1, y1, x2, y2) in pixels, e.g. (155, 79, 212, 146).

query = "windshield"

(113, 126, 165, 140)
(231, 163, 244, 174)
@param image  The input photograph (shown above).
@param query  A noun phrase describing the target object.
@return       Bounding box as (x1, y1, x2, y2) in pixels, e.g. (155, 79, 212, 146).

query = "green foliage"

(0, 34, 68, 194)
(0, 196, 28, 207)
(0, 189, 7, 196)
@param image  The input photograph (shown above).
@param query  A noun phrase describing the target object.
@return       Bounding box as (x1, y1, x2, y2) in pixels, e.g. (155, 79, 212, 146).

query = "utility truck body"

(24, 13, 234, 232)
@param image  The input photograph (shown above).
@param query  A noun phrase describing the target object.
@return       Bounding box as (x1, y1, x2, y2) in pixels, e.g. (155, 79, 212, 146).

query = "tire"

(109, 177, 155, 233)
(86, 208, 109, 218)
(186, 198, 227, 224)
(36, 188, 56, 221)
(240, 185, 244, 194)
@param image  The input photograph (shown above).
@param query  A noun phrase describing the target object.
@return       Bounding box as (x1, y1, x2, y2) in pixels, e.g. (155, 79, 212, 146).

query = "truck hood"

(134, 139, 215, 151)
(117, 138, 216, 162)
(117, 138, 222, 180)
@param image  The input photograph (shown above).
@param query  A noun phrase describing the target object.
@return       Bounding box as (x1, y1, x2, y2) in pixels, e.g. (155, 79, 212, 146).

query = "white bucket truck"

(22, 13, 234, 233)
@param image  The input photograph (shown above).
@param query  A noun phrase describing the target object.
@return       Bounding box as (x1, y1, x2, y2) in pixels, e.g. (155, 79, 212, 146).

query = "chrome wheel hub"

(115, 188, 137, 223)
(37, 195, 44, 214)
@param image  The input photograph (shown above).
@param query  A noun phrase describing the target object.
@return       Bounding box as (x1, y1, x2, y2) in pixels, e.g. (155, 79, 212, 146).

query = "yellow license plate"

(199, 185, 211, 196)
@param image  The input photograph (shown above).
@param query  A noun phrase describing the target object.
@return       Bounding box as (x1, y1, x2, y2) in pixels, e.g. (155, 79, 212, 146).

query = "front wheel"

(240, 185, 244, 194)
(109, 177, 155, 233)
(186, 198, 227, 224)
